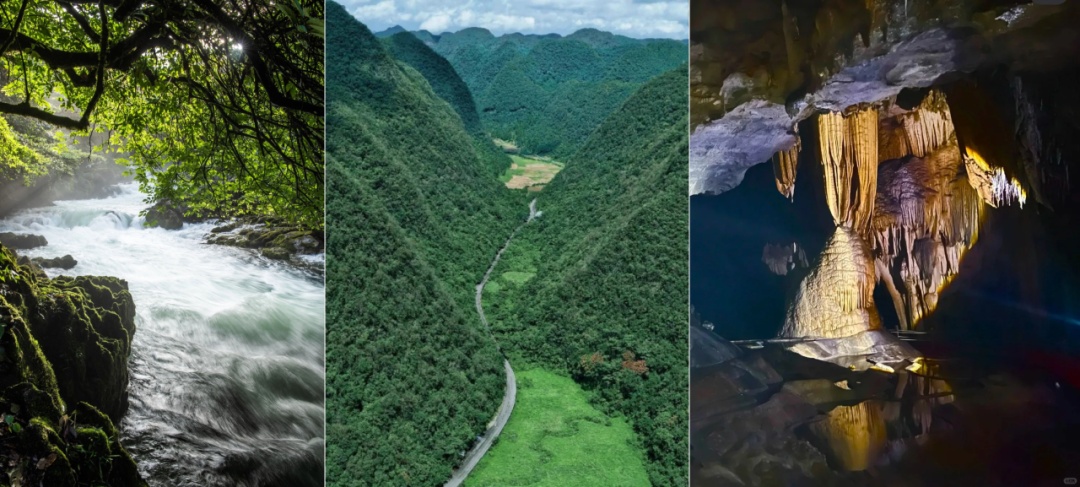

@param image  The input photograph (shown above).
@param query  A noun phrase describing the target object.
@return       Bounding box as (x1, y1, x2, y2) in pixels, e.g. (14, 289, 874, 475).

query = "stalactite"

(847, 107, 878, 234)
(772, 135, 801, 200)
(873, 138, 984, 330)
(902, 108, 952, 157)
(963, 148, 1027, 208)
(819, 111, 852, 226)
(879, 90, 954, 162)
(818, 106, 878, 230)
(762, 242, 807, 276)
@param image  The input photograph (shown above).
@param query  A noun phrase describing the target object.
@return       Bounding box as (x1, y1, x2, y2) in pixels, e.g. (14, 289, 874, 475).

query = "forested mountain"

(325, 2, 521, 485)
(484, 68, 690, 486)
(421, 28, 687, 157)
(381, 32, 511, 177)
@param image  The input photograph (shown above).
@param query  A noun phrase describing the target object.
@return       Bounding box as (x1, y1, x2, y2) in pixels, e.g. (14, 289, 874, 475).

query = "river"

(0, 183, 325, 486)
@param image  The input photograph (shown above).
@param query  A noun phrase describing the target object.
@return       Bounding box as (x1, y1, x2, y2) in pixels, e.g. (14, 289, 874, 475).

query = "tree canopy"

(325, 4, 518, 484)
(0, 0, 323, 226)
(424, 28, 686, 158)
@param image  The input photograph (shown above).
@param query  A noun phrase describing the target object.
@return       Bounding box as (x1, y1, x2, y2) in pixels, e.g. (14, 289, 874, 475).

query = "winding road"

(444, 199, 538, 487)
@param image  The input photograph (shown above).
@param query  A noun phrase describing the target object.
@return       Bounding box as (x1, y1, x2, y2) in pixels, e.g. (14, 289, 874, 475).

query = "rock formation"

(206, 216, 324, 262)
(32, 255, 78, 270)
(0, 232, 47, 250)
(781, 227, 880, 339)
(0, 245, 144, 485)
(771, 133, 800, 200)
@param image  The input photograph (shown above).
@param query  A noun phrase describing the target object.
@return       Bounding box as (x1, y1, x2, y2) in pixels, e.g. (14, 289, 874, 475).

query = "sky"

(344, 0, 688, 40)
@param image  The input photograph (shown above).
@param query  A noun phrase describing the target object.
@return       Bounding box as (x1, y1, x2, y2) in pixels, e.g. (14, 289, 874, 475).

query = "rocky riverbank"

(0, 244, 144, 486)
(142, 200, 323, 263)
(205, 217, 323, 261)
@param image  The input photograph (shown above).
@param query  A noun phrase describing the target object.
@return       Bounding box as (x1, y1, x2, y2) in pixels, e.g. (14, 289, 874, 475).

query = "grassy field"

(466, 368, 651, 487)
(500, 155, 564, 191)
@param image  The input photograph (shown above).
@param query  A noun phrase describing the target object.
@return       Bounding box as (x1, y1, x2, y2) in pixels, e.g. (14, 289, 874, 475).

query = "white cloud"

(419, 14, 453, 32)
(344, 0, 688, 39)
(352, 0, 396, 21)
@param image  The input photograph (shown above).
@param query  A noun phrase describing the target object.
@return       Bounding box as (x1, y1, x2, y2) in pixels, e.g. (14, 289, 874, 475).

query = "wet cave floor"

(690, 332, 1080, 486)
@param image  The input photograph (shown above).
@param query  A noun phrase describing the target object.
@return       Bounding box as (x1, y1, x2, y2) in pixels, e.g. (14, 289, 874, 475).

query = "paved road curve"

(444, 200, 537, 487)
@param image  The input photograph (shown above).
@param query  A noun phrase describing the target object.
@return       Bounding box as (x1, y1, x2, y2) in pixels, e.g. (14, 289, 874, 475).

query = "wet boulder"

(32, 255, 77, 270)
(144, 200, 186, 230)
(0, 232, 47, 249)
(0, 247, 145, 485)
(261, 247, 292, 260)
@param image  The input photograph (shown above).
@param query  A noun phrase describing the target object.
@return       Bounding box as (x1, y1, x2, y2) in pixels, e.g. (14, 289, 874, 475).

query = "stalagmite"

(781, 227, 880, 339)
(772, 135, 801, 200)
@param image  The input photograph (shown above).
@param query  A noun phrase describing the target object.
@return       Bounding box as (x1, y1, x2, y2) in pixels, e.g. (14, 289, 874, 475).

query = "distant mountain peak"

(566, 28, 633, 47)
(374, 24, 407, 38)
(456, 26, 495, 38)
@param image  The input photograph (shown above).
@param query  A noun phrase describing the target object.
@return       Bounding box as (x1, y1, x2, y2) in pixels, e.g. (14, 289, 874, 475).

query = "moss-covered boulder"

(206, 217, 324, 259)
(0, 245, 144, 485)
(0, 385, 145, 487)
(28, 275, 136, 422)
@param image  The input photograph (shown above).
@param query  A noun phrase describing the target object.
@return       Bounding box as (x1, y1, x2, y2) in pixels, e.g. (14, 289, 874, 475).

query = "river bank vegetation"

(0, 1, 325, 485)
(0, 0, 324, 227)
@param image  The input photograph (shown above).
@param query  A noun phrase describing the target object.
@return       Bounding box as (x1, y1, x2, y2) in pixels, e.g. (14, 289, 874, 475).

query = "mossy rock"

(29, 276, 136, 422)
(143, 200, 185, 230)
(1, 246, 137, 427)
(0, 386, 145, 487)
(261, 247, 292, 260)
(0, 246, 144, 485)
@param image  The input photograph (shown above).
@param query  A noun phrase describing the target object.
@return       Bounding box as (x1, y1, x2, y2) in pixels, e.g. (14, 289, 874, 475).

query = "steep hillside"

(427, 30, 686, 158)
(484, 67, 690, 486)
(381, 32, 511, 176)
(325, 3, 520, 485)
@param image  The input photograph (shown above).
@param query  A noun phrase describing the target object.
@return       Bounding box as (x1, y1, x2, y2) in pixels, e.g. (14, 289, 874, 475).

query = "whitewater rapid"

(0, 183, 325, 486)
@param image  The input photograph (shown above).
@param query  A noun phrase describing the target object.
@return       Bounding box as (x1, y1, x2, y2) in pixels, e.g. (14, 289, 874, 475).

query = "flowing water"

(0, 183, 325, 487)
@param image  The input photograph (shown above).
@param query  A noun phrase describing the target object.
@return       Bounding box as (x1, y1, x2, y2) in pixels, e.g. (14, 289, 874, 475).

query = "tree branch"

(0, 101, 88, 129)
(0, 0, 30, 58)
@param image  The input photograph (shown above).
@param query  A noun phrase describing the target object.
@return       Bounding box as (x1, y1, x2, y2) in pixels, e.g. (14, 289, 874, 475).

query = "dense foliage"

(325, 4, 520, 485)
(484, 68, 690, 486)
(425, 27, 685, 158)
(0, 0, 323, 226)
(381, 32, 510, 177)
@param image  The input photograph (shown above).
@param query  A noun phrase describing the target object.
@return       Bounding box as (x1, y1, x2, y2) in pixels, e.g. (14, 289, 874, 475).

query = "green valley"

(331, 5, 687, 486)
(379, 26, 687, 159)
(481, 68, 690, 487)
